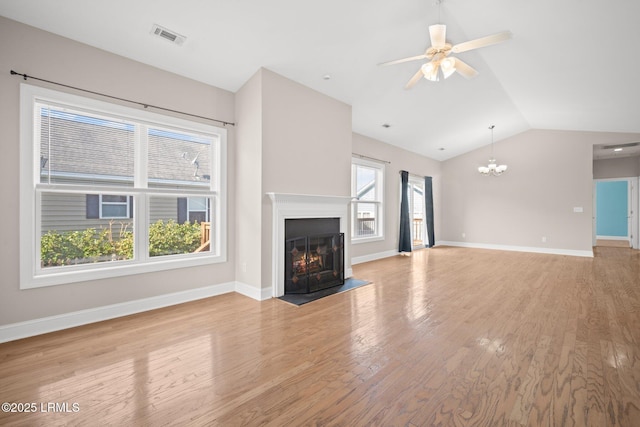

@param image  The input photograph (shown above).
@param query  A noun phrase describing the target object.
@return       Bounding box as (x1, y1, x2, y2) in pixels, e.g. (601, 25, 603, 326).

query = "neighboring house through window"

(85, 194, 133, 219)
(20, 84, 227, 288)
(100, 195, 130, 219)
(177, 197, 210, 224)
(351, 156, 384, 242)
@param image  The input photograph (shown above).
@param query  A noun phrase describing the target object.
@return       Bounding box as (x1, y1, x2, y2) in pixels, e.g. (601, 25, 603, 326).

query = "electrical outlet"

(542, 236, 547, 243)
(462, 232, 466, 238)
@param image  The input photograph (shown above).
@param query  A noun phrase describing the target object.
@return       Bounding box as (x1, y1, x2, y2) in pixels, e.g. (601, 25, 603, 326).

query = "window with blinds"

(20, 84, 227, 288)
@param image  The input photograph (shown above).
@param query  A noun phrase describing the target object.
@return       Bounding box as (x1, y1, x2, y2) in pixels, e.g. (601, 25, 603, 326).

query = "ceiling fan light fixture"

(421, 62, 439, 81)
(378, 0, 511, 89)
(429, 24, 447, 49)
(441, 57, 456, 78)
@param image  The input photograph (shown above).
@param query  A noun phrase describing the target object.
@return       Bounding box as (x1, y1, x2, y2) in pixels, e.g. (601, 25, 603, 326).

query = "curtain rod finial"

(10, 70, 27, 80)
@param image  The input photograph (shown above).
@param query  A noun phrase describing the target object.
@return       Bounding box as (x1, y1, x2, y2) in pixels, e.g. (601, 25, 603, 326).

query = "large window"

(408, 176, 427, 248)
(351, 157, 384, 242)
(20, 84, 227, 288)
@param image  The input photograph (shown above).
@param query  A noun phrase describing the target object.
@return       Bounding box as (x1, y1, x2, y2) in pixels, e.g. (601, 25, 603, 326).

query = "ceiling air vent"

(150, 24, 186, 46)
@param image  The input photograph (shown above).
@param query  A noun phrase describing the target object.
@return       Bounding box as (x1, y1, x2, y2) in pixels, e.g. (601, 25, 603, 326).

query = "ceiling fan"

(380, 22, 512, 89)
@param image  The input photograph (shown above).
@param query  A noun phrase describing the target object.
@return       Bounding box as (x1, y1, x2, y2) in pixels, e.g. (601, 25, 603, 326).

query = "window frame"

(351, 156, 385, 244)
(99, 194, 130, 219)
(20, 84, 227, 289)
(187, 197, 210, 223)
(408, 175, 427, 249)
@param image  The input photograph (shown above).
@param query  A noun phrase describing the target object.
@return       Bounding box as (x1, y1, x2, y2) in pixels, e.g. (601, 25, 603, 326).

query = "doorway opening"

(593, 178, 638, 249)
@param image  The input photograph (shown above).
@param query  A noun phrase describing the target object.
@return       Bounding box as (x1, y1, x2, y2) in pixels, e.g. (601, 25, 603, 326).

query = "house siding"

(41, 193, 179, 234)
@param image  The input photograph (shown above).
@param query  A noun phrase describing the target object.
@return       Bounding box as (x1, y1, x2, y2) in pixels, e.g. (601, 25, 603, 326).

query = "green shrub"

(148, 220, 201, 257)
(40, 220, 201, 267)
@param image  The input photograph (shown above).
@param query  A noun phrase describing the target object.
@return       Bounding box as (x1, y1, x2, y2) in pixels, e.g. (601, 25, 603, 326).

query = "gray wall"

(440, 129, 640, 252)
(593, 156, 640, 179)
(260, 69, 352, 291)
(0, 17, 236, 325)
(234, 70, 264, 290)
(235, 68, 352, 293)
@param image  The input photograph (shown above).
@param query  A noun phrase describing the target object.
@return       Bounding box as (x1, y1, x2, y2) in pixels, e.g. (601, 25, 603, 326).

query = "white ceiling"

(2, 0, 640, 161)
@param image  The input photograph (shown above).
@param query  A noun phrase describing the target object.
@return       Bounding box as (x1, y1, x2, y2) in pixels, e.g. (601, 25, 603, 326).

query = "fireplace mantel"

(267, 193, 352, 297)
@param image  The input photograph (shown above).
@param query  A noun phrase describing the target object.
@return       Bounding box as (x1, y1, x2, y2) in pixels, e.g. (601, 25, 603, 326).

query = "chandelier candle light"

(478, 125, 507, 176)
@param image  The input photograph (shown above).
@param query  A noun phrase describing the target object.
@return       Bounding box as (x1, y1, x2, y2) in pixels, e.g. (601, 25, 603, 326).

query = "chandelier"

(478, 125, 507, 176)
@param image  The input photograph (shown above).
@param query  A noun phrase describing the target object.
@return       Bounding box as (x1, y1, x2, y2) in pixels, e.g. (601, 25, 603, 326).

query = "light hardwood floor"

(1, 246, 639, 426)
(597, 239, 631, 248)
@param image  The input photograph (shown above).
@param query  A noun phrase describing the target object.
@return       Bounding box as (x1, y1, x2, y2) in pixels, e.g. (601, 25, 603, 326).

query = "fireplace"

(285, 218, 344, 294)
(267, 193, 352, 298)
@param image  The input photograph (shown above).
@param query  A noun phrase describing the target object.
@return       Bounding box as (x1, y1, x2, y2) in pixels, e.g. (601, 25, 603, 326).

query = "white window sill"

(351, 235, 385, 245)
(22, 253, 226, 289)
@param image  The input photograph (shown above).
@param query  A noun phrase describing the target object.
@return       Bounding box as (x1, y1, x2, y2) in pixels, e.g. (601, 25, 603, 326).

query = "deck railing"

(413, 218, 423, 246)
(356, 217, 376, 236)
(195, 222, 210, 252)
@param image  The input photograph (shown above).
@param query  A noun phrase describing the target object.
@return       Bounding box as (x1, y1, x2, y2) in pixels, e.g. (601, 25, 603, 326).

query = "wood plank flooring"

(1, 246, 639, 426)
(596, 239, 630, 248)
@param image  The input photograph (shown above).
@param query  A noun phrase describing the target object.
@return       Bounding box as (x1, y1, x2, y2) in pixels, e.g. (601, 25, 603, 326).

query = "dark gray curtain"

(399, 170, 412, 253)
(424, 176, 435, 248)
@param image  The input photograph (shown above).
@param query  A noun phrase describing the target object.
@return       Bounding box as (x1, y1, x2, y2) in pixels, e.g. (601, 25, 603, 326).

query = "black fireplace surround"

(284, 218, 344, 294)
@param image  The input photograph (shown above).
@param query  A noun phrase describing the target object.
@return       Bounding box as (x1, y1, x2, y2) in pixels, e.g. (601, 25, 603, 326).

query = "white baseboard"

(0, 282, 236, 344)
(234, 281, 272, 301)
(351, 249, 398, 265)
(438, 241, 594, 258)
(596, 235, 629, 241)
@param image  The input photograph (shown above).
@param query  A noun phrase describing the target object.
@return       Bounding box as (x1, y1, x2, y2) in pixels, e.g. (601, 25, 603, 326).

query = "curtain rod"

(352, 153, 391, 164)
(10, 70, 235, 127)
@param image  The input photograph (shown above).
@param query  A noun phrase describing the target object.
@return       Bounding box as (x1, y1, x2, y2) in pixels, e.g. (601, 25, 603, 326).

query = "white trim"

(345, 266, 353, 278)
(596, 235, 630, 241)
(408, 176, 427, 248)
(351, 249, 398, 265)
(0, 282, 235, 344)
(267, 193, 352, 298)
(351, 156, 385, 242)
(351, 235, 385, 244)
(234, 282, 272, 301)
(438, 241, 594, 258)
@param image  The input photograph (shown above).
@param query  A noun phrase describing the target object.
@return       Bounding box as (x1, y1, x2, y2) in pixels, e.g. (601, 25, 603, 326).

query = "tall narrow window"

(351, 157, 384, 242)
(20, 84, 227, 288)
(408, 177, 426, 248)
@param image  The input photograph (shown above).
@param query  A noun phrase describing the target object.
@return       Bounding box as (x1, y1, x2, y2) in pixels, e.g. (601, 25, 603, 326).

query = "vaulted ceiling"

(2, 0, 639, 160)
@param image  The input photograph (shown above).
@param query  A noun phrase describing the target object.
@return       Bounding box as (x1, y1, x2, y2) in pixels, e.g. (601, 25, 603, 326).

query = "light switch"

(573, 207, 583, 213)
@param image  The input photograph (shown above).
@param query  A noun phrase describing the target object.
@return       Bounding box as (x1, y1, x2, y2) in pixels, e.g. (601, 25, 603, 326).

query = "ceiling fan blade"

(378, 54, 427, 67)
(405, 68, 424, 89)
(451, 31, 512, 54)
(453, 58, 478, 79)
(429, 24, 447, 49)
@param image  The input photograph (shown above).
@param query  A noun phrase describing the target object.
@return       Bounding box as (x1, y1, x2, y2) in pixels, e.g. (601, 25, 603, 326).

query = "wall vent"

(150, 24, 186, 46)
